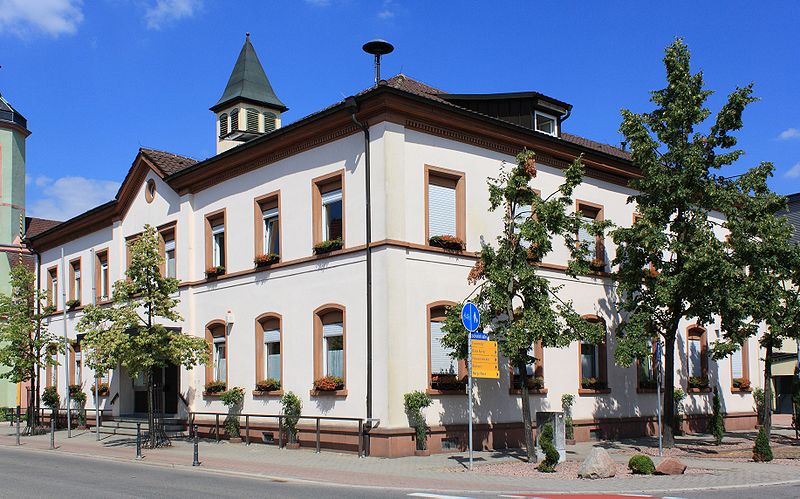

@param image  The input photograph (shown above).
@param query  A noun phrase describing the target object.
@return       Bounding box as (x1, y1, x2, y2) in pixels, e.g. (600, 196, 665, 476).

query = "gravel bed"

(450, 459, 712, 479)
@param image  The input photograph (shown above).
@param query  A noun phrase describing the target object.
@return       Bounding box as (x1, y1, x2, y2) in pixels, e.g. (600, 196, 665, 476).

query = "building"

(27, 35, 761, 456)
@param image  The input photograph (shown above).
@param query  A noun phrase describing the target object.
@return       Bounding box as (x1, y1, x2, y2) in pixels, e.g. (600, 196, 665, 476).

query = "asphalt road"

(1, 445, 798, 499)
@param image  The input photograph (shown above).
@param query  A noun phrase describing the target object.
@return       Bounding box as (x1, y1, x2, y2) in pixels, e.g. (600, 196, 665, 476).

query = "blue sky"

(2, 0, 799, 221)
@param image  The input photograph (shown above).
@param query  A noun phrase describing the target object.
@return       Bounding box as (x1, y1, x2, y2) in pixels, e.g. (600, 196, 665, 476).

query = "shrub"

(561, 393, 575, 440)
(753, 387, 765, 425)
(313, 376, 344, 391)
(220, 387, 244, 439)
(220, 387, 244, 407)
(753, 426, 773, 462)
(536, 422, 559, 472)
(792, 369, 800, 433)
(313, 238, 343, 255)
(0, 407, 12, 422)
(280, 391, 302, 444)
(255, 378, 281, 392)
(404, 391, 432, 451)
(91, 383, 109, 397)
(710, 388, 725, 445)
(204, 380, 227, 394)
(42, 386, 60, 409)
(628, 454, 656, 474)
(69, 385, 87, 405)
(428, 235, 464, 251)
(674, 388, 687, 435)
(254, 253, 280, 267)
(65, 299, 80, 310)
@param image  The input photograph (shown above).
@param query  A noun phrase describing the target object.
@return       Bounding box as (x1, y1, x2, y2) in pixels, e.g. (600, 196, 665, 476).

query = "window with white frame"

(213, 334, 227, 383)
(71, 261, 81, 303)
(323, 321, 344, 378)
(48, 268, 58, 309)
(164, 235, 176, 278)
(534, 111, 557, 136)
(74, 346, 82, 385)
(262, 207, 280, 255)
(212, 223, 225, 267)
(580, 342, 599, 379)
(321, 189, 343, 242)
(100, 257, 109, 300)
(264, 326, 281, 381)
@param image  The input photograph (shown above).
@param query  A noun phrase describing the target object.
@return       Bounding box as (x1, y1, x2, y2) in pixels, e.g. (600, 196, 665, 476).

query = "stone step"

(101, 421, 185, 432)
(89, 426, 186, 438)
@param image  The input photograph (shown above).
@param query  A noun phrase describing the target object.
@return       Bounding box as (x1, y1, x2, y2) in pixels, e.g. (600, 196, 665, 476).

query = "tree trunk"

(516, 358, 537, 463)
(662, 331, 677, 448)
(764, 343, 773, 437)
(147, 370, 156, 449)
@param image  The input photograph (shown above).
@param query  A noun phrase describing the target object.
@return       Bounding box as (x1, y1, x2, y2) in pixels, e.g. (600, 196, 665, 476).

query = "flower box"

(589, 258, 606, 271)
(204, 380, 227, 394)
(66, 299, 80, 311)
(688, 376, 709, 390)
(511, 375, 545, 390)
(430, 373, 467, 392)
(732, 377, 751, 390)
(638, 379, 657, 390)
(428, 235, 464, 251)
(313, 375, 344, 391)
(254, 253, 280, 268)
(205, 266, 225, 279)
(255, 378, 281, 392)
(91, 383, 109, 397)
(581, 377, 608, 391)
(313, 239, 343, 255)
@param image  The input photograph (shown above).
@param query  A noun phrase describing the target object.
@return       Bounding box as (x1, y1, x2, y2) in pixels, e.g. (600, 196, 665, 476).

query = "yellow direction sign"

(471, 339, 499, 379)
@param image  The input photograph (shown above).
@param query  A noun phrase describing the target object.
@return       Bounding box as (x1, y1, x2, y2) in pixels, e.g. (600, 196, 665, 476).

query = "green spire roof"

(211, 34, 287, 113)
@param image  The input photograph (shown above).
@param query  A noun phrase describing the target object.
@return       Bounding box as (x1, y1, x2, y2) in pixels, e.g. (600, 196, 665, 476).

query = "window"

(313, 306, 346, 388)
(428, 302, 466, 392)
(512, 189, 541, 256)
(577, 201, 605, 267)
(219, 113, 228, 137)
(256, 315, 282, 385)
(312, 172, 345, 246)
(205, 210, 226, 272)
(511, 342, 544, 391)
(230, 108, 239, 131)
(534, 111, 557, 136)
(125, 235, 140, 272)
(159, 226, 176, 279)
(95, 250, 109, 302)
(687, 326, 708, 382)
(145, 179, 156, 203)
(263, 112, 277, 133)
(246, 108, 259, 132)
(731, 339, 750, 390)
(47, 267, 58, 310)
(579, 315, 608, 393)
(69, 259, 81, 304)
(255, 193, 281, 258)
(425, 166, 465, 245)
(205, 323, 227, 385)
(70, 343, 82, 385)
(637, 340, 658, 390)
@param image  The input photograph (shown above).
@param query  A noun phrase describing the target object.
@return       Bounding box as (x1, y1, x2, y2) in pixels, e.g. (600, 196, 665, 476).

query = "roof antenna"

(362, 39, 394, 85)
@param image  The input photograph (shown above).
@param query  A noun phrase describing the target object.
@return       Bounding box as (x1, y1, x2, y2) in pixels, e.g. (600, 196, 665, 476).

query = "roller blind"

(323, 322, 343, 338)
(428, 183, 456, 237)
(263, 328, 280, 344)
(689, 339, 702, 377)
(321, 189, 342, 205)
(731, 348, 743, 379)
(430, 320, 456, 374)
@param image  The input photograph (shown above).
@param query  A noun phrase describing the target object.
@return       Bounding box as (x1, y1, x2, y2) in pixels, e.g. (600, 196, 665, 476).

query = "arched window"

(256, 314, 282, 386)
(578, 315, 608, 393)
(219, 113, 228, 137)
(263, 112, 277, 133)
(246, 108, 259, 132)
(230, 108, 239, 131)
(687, 325, 709, 392)
(314, 305, 346, 387)
(205, 322, 227, 387)
(428, 301, 466, 393)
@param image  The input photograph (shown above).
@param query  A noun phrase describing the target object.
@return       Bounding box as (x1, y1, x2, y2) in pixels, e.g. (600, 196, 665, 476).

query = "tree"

(612, 38, 756, 447)
(0, 264, 60, 432)
(712, 164, 800, 439)
(441, 150, 606, 463)
(77, 225, 209, 448)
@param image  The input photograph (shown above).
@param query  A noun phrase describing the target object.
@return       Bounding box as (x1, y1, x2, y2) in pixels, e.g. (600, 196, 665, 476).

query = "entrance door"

(132, 365, 180, 415)
(163, 364, 179, 415)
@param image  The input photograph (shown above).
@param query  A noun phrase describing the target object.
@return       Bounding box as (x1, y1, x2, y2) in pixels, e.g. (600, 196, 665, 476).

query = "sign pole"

(467, 330, 473, 471)
(656, 340, 663, 457)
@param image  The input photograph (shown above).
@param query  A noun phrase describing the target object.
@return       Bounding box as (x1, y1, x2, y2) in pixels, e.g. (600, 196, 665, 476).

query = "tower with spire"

(211, 33, 288, 154)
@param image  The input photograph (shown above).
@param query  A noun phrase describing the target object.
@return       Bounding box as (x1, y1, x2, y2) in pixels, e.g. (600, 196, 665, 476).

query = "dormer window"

(534, 111, 557, 136)
(219, 113, 228, 137)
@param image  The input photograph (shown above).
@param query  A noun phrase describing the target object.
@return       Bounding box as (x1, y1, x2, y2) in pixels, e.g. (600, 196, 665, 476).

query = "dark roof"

(140, 147, 199, 176)
(211, 34, 287, 113)
(0, 93, 28, 130)
(380, 74, 630, 161)
(25, 217, 62, 238)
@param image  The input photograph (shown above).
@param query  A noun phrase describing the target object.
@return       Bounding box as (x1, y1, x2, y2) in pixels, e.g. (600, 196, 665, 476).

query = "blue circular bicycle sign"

(461, 302, 481, 332)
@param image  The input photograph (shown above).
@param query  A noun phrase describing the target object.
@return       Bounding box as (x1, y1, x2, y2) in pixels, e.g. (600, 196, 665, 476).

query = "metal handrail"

(188, 411, 368, 457)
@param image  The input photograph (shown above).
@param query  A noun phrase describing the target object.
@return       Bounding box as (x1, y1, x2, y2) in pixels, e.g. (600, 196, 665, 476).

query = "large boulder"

(578, 447, 616, 479)
(655, 457, 687, 475)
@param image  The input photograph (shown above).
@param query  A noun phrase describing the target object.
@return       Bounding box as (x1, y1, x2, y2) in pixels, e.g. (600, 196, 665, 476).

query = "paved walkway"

(2, 422, 800, 494)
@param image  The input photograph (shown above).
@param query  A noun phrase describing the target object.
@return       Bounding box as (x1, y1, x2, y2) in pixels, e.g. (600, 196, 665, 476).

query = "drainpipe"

(344, 96, 372, 421)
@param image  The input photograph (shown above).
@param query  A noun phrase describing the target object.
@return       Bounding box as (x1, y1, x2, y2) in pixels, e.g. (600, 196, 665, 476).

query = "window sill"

(252, 390, 283, 397)
(578, 388, 611, 396)
(311, 247, 347, 259)
(731, 387, 752, 394)
(309, 389, 347, 397)
(509, 388, 548, 395)
(688, 387, 712, 394)
(426, 388, 466, 396)
(203, 391, 225, 398)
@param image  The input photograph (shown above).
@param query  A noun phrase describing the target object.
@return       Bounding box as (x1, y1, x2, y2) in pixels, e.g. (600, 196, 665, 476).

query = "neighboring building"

(27, 35, 762, 456)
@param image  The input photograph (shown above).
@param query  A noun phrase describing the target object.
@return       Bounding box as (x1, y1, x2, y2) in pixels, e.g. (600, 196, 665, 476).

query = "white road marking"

(407, 494, 476, 499)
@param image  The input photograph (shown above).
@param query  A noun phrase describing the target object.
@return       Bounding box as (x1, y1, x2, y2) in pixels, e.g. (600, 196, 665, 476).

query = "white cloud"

(0, 0, 83, 38)
(778, 128, 800, 140)
(28, 176, 120, 221)
(784, 162, 800, 179)
(143, 0, 202, 30)
(377, 0, 395, 19)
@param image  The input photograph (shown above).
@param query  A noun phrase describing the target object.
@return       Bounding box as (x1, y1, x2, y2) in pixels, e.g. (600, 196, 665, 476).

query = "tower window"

(246, 108, 259, 132)
(230, 108, 239, 131)
(264, 112, 277, 133)
(219, 113, 228, 137)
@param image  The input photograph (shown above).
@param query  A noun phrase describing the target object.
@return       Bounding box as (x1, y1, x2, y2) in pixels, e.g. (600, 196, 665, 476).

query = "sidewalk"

(2, 423, 800, 494)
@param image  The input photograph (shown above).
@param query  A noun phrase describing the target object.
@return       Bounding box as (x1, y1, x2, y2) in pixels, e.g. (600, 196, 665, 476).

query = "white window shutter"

(428, 183, 456, 237)
(430, 321, 456, 374)
(731, 349, 743, 379)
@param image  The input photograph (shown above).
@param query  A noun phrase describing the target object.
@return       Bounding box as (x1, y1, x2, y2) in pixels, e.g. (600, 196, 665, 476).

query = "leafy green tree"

(0, 264, 60, 431)
(441, 150, 606, 463)
(612, 38, 756, 447)
(712, 165, 800, 439)
(77, 225, 209, 448)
